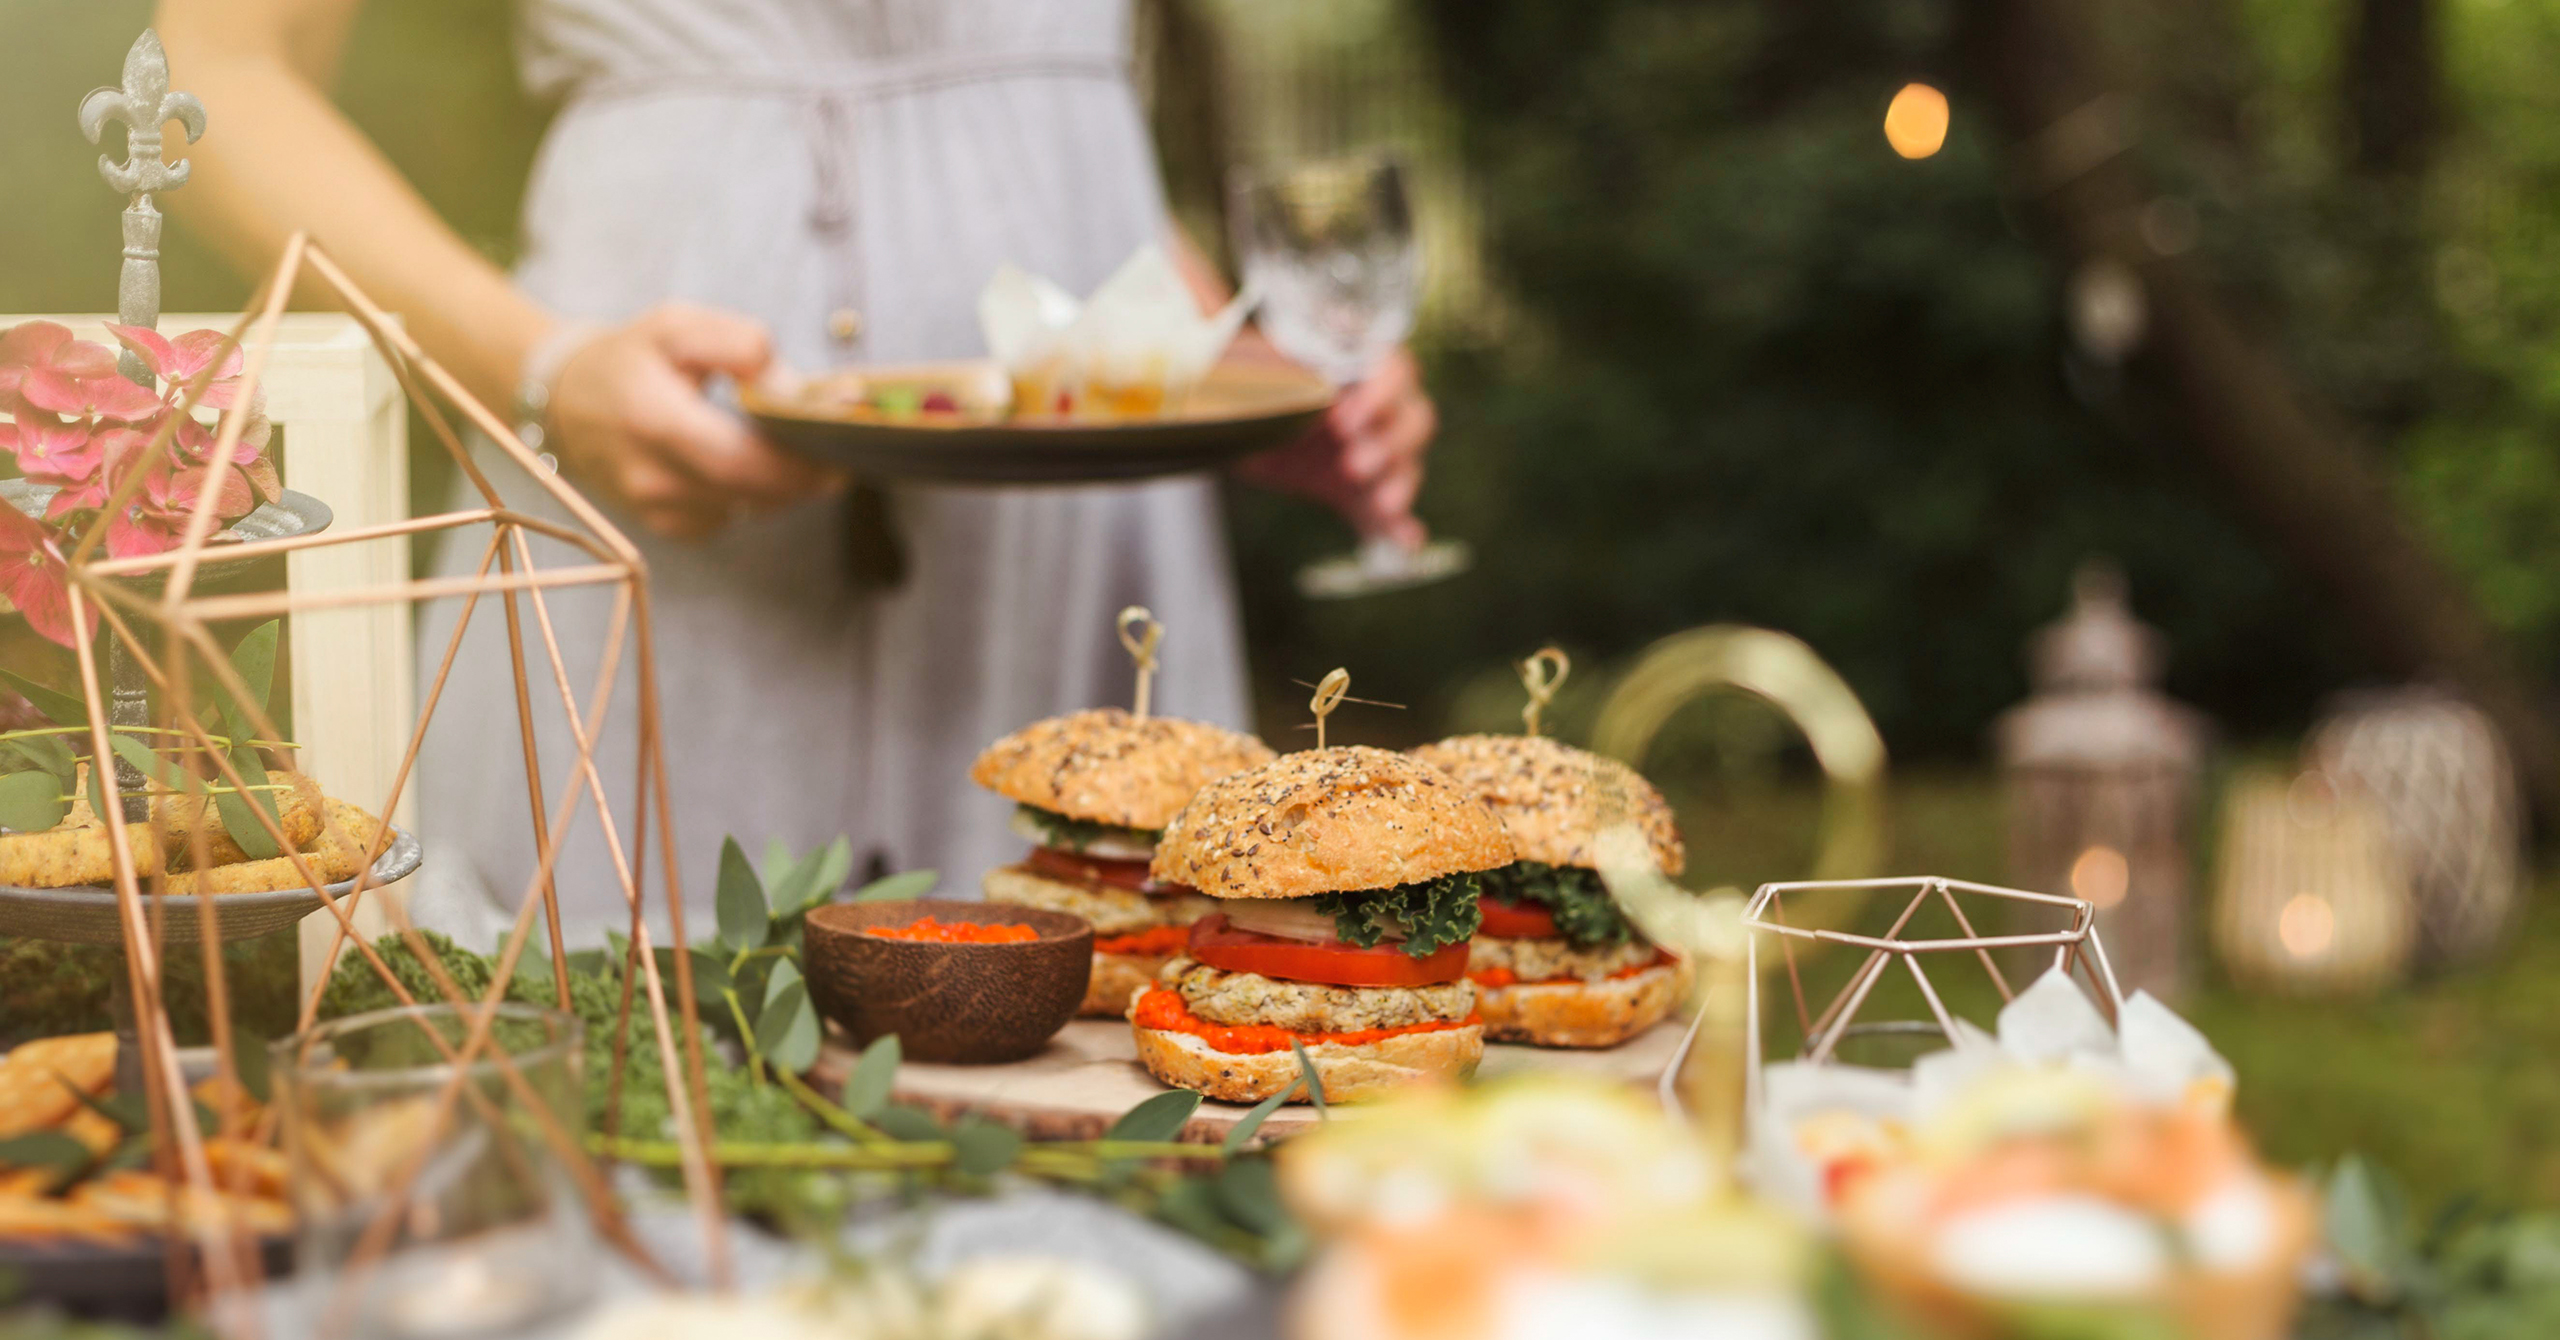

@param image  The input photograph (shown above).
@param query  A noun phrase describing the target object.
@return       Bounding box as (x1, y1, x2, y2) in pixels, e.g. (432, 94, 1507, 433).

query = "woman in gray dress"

(155, 0, 1438, 942)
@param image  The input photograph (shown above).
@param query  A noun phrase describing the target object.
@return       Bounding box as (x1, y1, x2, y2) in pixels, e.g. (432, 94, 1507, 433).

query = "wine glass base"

(1296, 537, 1472, 599)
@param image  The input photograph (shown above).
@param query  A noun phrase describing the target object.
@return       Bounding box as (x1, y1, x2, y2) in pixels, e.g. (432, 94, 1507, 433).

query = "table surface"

(810, 1015, 1693, 1144)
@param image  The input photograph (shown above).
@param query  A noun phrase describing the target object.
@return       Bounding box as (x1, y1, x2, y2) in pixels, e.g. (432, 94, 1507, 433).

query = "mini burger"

(1409, 734, 1687, 1048)
(1134, 746, 1515, 1104)
(971, 708, 1277, 1016)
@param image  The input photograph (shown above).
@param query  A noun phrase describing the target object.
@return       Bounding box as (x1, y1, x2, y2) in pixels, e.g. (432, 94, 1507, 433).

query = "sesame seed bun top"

(1408, 734, 1686, 876)
(969, 708, 1277, 832)
(1149, 746, 1516, 900)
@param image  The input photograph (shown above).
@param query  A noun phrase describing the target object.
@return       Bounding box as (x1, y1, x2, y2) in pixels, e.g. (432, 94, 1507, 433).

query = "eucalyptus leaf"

(2327, 1156, 2413, 1302)
(802, 837, 854, 909)
(0, 669, 89, 729)
(840, 1034, 900, 1119)
(213, 743, 281, 860)
(760, 837, 816, 914)
(1221, 1082, 1297, 1155)
(950, 1117, 1023, 1176)
(1153, 1175, 1229, 1242)
(1289, 1040, 1327, 1120)
(1213, 1158, 1291, 1236)
(0, 1131, 89, 1174)
(715, 837, 767, 950)
(760, 957, 803, 1014)
(218, 620, 280, 742)
(1107, 1089, 1202, 1144)
(108, 733, 194, 795)
(870, 1104, 944, 1142)
(851, 869, 938, 903)
(0, 770, 66, 834)
(230, 1032, 272, 1104)
(754, 980, 819, 1073)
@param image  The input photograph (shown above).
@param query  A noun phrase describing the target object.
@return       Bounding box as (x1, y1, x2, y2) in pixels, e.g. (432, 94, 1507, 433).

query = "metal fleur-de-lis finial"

(79, 30, 206, 387)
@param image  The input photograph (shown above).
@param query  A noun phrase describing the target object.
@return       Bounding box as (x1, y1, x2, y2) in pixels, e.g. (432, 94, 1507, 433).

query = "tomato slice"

(1026, 844, 1188, 896)
(1475, 895, 1559, 939)
(1187, 912, 1468, 987)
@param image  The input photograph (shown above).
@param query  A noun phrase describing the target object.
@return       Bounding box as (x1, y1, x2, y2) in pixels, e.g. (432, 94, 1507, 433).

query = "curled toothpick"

(1310, 668, 1350, 749)
(1519, 645, 1569, 737)
(1117, 606, 1164, 719)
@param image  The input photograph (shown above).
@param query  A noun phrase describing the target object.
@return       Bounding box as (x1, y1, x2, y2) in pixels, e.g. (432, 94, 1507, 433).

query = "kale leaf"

(1018, 803, 1160, 853)
(1310, 871, 1484, 957)
(1481, 860, 1634, 948)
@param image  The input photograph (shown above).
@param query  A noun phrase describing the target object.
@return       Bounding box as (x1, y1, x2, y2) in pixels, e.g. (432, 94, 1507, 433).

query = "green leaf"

(2327, 1156, 2412, 1303)
(230, 1032, 272, 1104)
(840, 1034, 900, 1119)
(1290, 1040, 1327, 1120)
(714, 837, 767, 950)
(108, 733, 196, 796)
(870, 1104, 944, 1142)
(851, 869, 938, 903)
(218, 620, 280, 741)
(760, 957, 803, 1014)
(1222, 1082, 1298, 1155)
(1153, 1175, 1229, 1241)
(0, 669, 89, 729)
(1310, 871, 1484, 957)
(804, 837, 854, 908)
(1213, 1158, 1292, 1236)
(754, 979, 819, 1073)
(1015, 804, 1161, 854)
(1482, 861, 1635, 949)
(652, 945, 730, 996)
(0, 1131, 89, 1173)
(1107, 1089, 1203, 1144)
(0, 770, 66, 834)
(213, 743, 281, 860)
(950, 1117, 1023, 1175)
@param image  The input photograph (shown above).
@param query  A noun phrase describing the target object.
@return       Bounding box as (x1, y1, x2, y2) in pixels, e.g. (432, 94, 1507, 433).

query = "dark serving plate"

(744, 360, 1332, 486)
(0, 1231, 294, 1320)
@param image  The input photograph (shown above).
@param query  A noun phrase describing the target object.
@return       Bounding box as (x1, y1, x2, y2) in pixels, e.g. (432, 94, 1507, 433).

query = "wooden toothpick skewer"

(1310, 668, 1350, 749)
(1118, 605, 1164, 720)
(1519, 645, 1569, 737)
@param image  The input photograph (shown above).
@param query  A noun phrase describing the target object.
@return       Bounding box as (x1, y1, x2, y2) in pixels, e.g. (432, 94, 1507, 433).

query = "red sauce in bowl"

(865, 916, 1040, 944)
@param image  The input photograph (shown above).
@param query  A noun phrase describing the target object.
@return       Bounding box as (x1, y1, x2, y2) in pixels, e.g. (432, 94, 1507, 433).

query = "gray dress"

(412, 0, 1251, 946)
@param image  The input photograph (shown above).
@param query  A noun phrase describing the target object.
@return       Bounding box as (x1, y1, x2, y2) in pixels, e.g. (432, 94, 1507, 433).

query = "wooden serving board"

(808, 1017, 1692, 1145)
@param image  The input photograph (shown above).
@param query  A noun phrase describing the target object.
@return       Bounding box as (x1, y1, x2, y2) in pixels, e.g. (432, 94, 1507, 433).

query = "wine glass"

(1230, 153, 1471, 598)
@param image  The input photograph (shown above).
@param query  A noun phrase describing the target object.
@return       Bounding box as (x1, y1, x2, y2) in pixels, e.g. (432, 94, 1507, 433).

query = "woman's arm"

(155, 0, 836, 538)
(1170, 227, 1437, 550)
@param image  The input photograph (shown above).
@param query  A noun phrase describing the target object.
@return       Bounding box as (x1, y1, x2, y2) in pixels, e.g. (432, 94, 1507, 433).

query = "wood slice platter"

(809, 1016, 1692, 1146)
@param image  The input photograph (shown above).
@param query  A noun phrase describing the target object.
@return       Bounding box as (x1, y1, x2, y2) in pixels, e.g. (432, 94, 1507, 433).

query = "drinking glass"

(1230, 153, 1471, 598)
(274, 1002, 593, 1338)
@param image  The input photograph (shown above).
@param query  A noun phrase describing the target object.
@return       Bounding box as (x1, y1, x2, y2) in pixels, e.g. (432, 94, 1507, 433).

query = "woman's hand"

(545, 304, 843, 540)
(1236, 346, 1438, 549)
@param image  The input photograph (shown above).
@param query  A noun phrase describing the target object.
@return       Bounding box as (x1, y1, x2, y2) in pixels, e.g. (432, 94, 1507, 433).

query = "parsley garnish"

(1480, 861, 1633, 949)
(1017, 804, 1159, 853)
(1309, 872, 1484, 957)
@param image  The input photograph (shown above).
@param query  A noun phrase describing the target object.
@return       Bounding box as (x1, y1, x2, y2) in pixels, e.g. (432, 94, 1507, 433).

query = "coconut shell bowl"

(802, 899, 1093, 1064)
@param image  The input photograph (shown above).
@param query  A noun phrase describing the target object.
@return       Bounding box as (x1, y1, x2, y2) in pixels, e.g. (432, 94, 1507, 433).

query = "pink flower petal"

(103, 324, 181, 381)
(169, 330, 243, 382)
(0, 322, 72, 369)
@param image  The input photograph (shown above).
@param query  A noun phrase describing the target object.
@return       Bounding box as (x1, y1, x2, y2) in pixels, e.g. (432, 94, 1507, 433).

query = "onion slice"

(1217, 897, 1405, 945)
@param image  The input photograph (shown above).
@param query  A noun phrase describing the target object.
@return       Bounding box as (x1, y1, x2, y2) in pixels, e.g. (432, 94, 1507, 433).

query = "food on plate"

(0, 1031, 293, 1245)
(970, 708, 1275, 1016)
(0, 770, 386, 894)
(1408, 733, 1688, 1048)
(863, 916, 1040, 944)
(1135, 746, 1514, 1104)
(782, 361, 1010, 425)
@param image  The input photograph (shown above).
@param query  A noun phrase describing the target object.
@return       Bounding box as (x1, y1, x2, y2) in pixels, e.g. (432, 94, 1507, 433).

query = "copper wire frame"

(1740, 876, 2127, 1112)
(52, 234, 729, 1332)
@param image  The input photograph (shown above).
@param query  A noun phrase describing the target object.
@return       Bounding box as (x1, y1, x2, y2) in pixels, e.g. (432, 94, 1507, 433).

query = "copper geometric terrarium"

(0, 232, 731, 1323)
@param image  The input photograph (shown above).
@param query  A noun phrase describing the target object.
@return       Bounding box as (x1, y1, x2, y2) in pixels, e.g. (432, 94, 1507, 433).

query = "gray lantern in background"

(2307, 687, 2522, 968)
(1996, 562, 2209, 999)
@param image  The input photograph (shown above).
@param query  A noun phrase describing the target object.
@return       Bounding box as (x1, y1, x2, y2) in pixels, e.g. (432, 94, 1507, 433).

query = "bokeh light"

(1885, 82, 1950, 159)
(2068, 844, 2131, 909)
(2278, 892, 2337, 961)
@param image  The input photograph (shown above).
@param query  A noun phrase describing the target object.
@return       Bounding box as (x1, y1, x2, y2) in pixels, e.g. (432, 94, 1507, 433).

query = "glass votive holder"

(273, 1002, 592, 1338)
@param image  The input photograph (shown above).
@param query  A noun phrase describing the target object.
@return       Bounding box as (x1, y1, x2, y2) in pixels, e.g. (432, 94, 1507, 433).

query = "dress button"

(828, 308, 864, 342)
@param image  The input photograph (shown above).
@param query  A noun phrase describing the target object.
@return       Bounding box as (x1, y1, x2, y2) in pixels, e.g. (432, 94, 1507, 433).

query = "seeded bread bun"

(1409, 734, 1686, 876)
(1132, 1019, 1483, 1104)
(970, 708, 1277, 831)
(1476, 963, 1684, 1048)
(1149, 746, 1515, 901)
